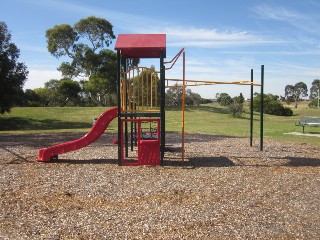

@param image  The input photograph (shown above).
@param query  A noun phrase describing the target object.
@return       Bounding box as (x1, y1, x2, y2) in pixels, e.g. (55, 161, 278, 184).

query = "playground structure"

(115, 34, 166, 166)
(38, 33, 264, 165)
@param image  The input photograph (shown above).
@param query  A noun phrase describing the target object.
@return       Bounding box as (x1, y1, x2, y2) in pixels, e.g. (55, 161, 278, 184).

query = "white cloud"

(253, 3, 320, 34)
(254, 4, 302, 21)
(162, 27, 285, 48)
(220, 50, 320, 56)
(38, 0, 284, 49)
(166, 27, 249, 41)
(24, 69, 62, 90)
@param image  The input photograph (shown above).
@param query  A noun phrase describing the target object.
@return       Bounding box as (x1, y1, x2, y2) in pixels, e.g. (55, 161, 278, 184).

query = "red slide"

(38, 107, 118, 162)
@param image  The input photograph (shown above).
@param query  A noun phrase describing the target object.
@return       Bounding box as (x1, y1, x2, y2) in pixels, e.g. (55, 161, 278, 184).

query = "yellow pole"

(155, 73, 158, 108)
(137, 68, 140, 110)
(128, 69, 131, 111)
(142, 68, 144, 110)
(147, 69, 149, 109)
(132, 68, 134, 111)
(151, 72, 153, 108)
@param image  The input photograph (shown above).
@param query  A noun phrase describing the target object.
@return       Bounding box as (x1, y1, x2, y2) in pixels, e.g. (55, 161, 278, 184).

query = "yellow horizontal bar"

(121, 109, 160, 113)
(121, 66, 149, 75)
(166, 78, 257, 84)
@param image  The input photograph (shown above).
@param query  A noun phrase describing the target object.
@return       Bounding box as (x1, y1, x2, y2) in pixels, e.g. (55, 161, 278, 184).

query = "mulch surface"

(0, 132, 319, 239)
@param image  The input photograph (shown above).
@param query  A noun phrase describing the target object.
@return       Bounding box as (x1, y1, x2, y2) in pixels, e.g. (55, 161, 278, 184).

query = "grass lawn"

(0, 102, 319, 146)
(0, 107, 118, 133)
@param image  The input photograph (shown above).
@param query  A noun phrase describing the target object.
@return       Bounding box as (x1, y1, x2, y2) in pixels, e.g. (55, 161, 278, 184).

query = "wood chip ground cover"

(0, 132, 319, 239)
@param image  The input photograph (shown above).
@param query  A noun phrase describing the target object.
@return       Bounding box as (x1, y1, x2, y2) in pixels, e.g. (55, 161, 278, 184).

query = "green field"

(1, 102, 319, 145)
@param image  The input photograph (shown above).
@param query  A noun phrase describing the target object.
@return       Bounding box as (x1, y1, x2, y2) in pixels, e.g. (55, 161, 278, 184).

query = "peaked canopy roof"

(115, 34, 166, 58)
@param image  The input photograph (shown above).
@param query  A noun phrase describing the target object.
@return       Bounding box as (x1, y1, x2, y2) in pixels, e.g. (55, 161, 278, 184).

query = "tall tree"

(285, 82, 308, 108)
(217, 93, 233, 106)
(165, 84, 182, 106)
(23, 89, 41, 106)
(0, 22, 28, 114)
(309, 79, 320, 100)
(46, 16, 116, 78)
(46, 16, 118, 106)
(57, 79, 81, 106)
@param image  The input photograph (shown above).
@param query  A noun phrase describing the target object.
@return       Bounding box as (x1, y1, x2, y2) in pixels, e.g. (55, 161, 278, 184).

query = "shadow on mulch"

(49, 158, 118, 165)
(3, 132, 117, 148)
(165, 132, 243, 145)
(1, 147, 34, 164)
(164, 156, 235, 168)
(285, 157, 320, 167)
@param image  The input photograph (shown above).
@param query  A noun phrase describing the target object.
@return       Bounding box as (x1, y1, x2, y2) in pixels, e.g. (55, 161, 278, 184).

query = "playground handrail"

(163, 48, 185, 70)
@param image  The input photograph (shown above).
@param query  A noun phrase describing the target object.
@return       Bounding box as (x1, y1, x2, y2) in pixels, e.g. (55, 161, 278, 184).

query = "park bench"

(295, 116, 320, 133)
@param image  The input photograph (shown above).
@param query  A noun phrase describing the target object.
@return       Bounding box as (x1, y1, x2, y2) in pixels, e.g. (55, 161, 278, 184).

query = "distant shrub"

(228, 102, 245, 118)
(253, 93, 293, 116)
(200, 98, 213, 104)
(308, 99, 319, 108)
(217, 93, 233, 106)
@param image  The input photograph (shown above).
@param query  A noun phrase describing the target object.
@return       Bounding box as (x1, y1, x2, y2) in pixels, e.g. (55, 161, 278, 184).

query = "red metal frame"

(115, 34, 166, 58)
(120, 118, 160, 166)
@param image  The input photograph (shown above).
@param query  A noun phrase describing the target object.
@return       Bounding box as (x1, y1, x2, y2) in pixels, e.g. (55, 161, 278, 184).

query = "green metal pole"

(117, 50, 122, 165)
(160, 50, 165, 166)
(318, 79, 320, 109)
(250, 69, 253, 147)
(260, 65, 264, 151)
(124, 59, 128, 158)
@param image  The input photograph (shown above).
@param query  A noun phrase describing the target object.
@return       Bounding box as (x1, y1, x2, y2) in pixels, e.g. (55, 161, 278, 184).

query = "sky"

(1, 0, 320, 98)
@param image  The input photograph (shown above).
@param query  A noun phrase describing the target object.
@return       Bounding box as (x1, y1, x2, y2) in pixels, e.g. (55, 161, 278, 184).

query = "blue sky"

(1, 0, 320, 98)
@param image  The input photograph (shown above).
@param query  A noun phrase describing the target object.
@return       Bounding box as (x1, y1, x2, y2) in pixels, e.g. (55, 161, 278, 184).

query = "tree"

(253, 93, 293, 116)
(44, 79, 60, 90)
(229, 93, 245, 118)
(228, 102, 245, 118)
(0, 22, 28, 114)
(23, 89, 41, 106)
(46, 16, 115, 78)
(57, 79, 81, 106)
(185, 89, 202, 106)
(165, 86, 203, 107)
(46, 17, 118, 106)
(285, 82, 308, 108)
(84, 75, 113, 106)
(42, 79, 62, 106)
(217, 93, 233, 106)
(308, 99, 319, 108)
(166, 85, 182, 106)
(309, 79, 320, 100)
(34, 79, 82, 107)
(233, 93, 245, 104)
(34, 88, 56, 106)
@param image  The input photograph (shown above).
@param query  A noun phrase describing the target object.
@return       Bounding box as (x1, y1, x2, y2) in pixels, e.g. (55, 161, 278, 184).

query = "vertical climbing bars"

(250, 69, 254, 147)
(260, 65, 264, 151)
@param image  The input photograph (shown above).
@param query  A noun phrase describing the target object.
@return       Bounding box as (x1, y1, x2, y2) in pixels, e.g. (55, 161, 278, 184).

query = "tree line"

(1, 17, 319, 114)
(0, 17, 208, 111)
(1, 17, 119, 112)
(284, 80, 319, 108)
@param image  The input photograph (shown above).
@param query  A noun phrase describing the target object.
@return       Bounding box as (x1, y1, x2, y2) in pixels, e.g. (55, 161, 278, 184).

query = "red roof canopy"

(115, 34, 166, 58)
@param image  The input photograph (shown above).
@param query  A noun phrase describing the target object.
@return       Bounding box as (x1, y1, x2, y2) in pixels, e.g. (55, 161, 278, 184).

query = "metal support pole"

(318, 79, 320, 109)
(124, 59, 128, 158)
(160, 50, 165, 166)
(260, 65, 264, 151)
(117, 50, 122, 165)
(250, 69, 253, 147)
(181, 50, 185, 161)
